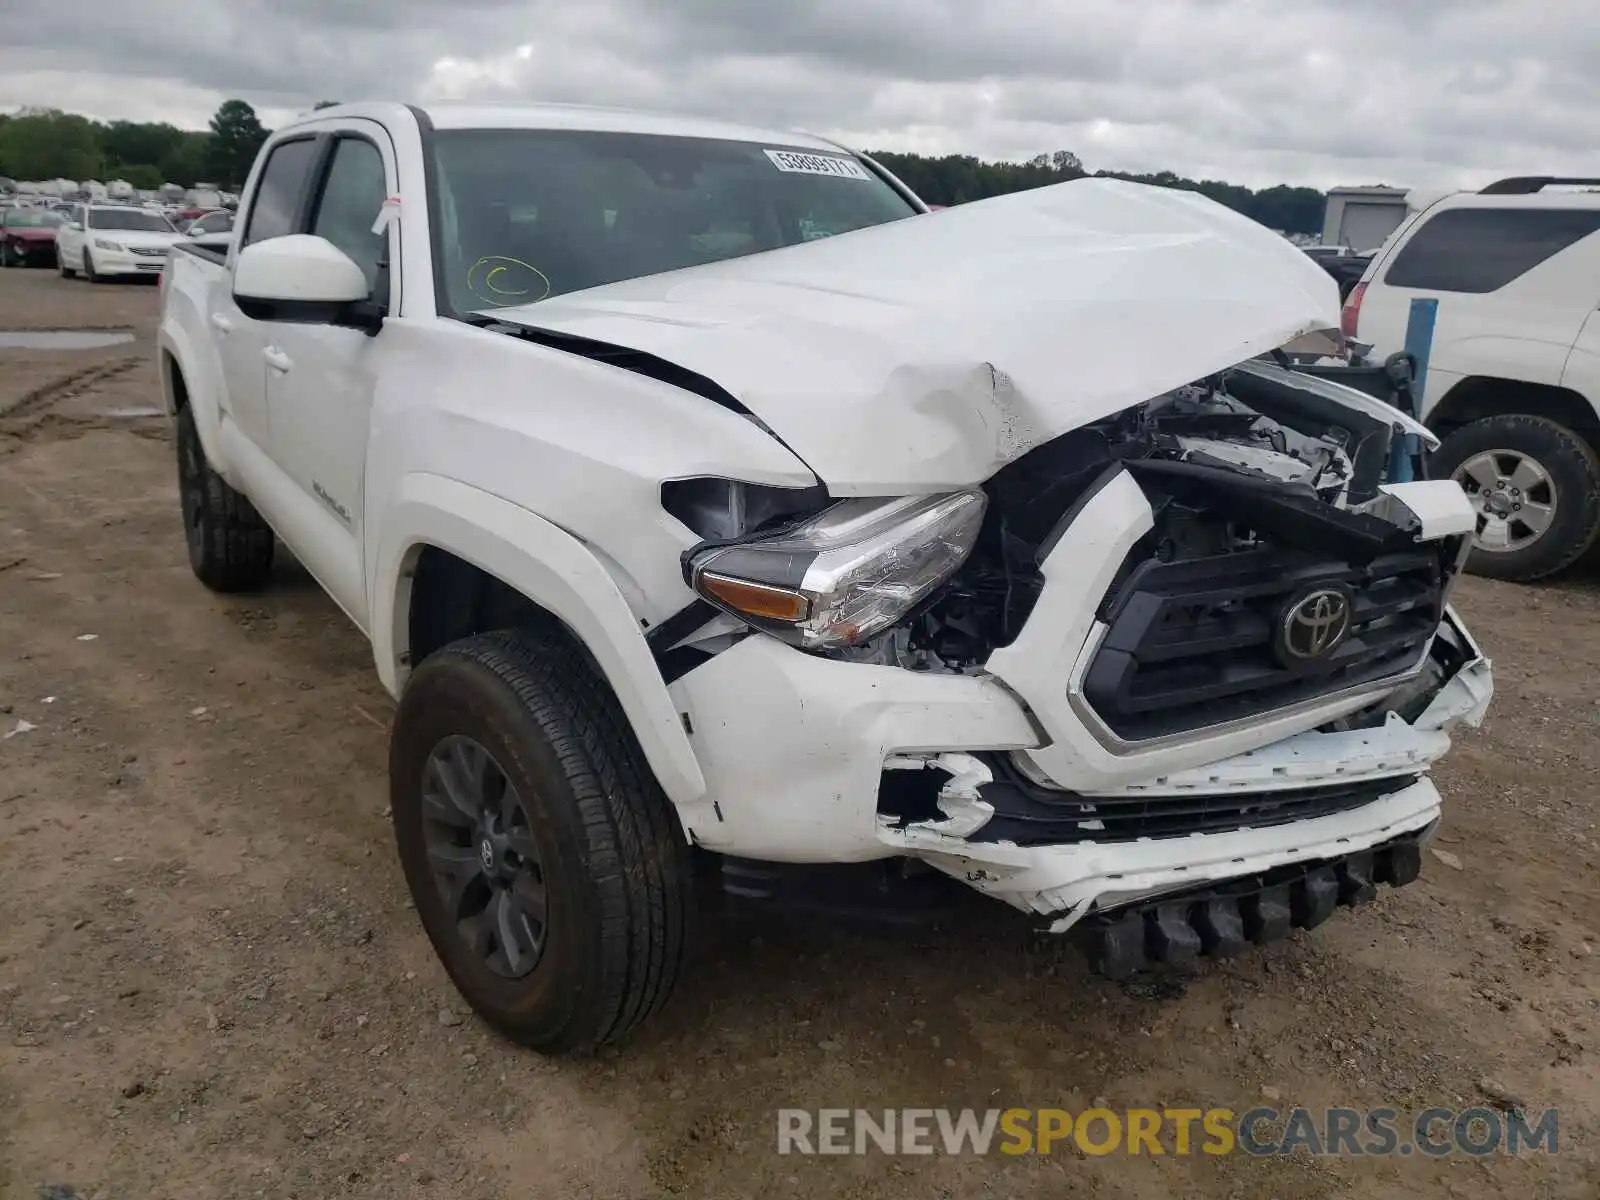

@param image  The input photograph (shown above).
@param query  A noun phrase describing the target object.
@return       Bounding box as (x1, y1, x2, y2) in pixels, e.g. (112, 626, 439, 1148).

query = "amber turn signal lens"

(696, 572, 810, 623)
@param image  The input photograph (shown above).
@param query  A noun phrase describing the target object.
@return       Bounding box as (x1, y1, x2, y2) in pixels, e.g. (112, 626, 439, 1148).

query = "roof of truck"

(284, 101, 852, 153)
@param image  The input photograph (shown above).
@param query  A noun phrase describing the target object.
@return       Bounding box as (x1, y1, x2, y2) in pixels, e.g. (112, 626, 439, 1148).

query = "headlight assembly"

(685, 491, 987, 649)
(94, 239, 123, 252)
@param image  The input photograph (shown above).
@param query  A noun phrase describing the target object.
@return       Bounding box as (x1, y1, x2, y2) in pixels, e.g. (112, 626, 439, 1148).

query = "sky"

(2, 0, 1597, 191)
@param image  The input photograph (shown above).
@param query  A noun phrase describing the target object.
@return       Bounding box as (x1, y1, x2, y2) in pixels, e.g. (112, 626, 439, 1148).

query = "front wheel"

(391, 630, 693, 1055)
(175, 404, 275, 590)
(1432, 414, 1600, 581)
(83, 252, 101, 283)
(0, 242, 14, 268)
(57, 252, 74, 279)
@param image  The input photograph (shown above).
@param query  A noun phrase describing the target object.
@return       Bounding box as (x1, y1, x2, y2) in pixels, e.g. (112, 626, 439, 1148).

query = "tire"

(0, 243, 14, 268)
(391, 629, 693, 1055)
(1430, 414, 1600, 582)
(83, 251, 101, 283)
(58, 252, 74, 279)
(175, 404, 275, 590)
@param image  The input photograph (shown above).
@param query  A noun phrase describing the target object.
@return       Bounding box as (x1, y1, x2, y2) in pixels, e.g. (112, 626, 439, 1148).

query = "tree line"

(871, 150, 1328, 235)
(0, 99, 323, 193)
(0, 99, 1328, 234)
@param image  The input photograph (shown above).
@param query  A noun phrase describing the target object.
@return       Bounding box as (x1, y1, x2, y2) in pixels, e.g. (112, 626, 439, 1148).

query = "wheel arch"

(1429, 376, 1600, 448)
(156, 321, 232, 479)
(373, 474, 708, 809)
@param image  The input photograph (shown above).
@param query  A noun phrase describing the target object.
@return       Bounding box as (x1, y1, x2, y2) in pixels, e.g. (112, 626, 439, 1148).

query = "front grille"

(970, 755, 1420, 845)
(1079, 545, 1444, 742)
(131, 246, 167, 257)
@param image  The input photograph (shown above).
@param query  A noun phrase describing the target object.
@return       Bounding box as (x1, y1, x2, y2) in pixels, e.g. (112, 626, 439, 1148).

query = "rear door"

(1359, 201, 1600, 420)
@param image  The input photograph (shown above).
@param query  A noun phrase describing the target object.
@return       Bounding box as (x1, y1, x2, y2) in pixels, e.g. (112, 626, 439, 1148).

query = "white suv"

(1343, 176, 1600, 580)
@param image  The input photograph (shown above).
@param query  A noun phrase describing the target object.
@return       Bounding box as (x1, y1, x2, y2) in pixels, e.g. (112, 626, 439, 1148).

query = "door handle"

(210, 313, 234, 334)
(263, 346, 292, 373)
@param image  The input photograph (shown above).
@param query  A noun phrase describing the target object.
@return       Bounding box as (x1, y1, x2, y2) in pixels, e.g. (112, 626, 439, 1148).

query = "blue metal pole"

(1391, 297, 1438, 482)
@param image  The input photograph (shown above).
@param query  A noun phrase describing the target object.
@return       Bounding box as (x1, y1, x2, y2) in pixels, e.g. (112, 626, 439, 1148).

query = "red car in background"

(0, 208, 64, 267)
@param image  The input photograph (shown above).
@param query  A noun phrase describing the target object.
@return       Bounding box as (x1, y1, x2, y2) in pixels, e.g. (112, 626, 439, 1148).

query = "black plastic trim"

(1035, 463, 1129, 563)
(472, 318, 757, 420)
(1078, 824, 1431, 979)
(645, 598, 720, 656)
(404, 103, 448, 321)
(1479, 175, 1600, 195)
(969, 751, 1422, 845)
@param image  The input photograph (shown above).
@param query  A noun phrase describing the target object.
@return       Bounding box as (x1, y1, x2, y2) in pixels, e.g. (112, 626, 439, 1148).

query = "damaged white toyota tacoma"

(157, 102, 1494, 1053)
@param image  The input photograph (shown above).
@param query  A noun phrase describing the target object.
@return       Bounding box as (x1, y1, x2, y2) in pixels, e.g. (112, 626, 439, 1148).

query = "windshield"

(3, 210, 62, 228)
(90, 208, 175, 233)
(430, 129, 919, 313)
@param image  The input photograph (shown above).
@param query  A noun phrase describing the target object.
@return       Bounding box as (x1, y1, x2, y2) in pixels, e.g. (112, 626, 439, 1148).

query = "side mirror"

(67, 221, 83, 231)
(233, 235, 380, 332)
(235, 235, 369, 304)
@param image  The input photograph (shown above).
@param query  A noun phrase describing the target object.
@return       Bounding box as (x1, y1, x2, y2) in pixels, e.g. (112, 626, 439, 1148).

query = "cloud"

(2, 0, 1596, 189)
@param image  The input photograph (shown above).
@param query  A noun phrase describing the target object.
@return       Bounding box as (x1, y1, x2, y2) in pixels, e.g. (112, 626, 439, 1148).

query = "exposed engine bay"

(663, 355, 1453, 682)
(829, 358, 1437, 674)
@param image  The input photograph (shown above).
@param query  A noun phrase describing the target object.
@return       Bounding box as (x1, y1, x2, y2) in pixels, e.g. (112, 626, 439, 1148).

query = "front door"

(216, 136, 324, 471)
(262, 126, 399, 630)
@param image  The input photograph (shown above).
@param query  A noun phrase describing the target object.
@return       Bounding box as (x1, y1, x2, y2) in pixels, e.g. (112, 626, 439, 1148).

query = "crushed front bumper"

(878, 618, 1489, 929)
(673, 604, 1490, 921)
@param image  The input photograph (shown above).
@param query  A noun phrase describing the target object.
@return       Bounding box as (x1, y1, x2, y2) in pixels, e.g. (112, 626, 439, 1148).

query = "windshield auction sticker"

(764, 150, 871, 180)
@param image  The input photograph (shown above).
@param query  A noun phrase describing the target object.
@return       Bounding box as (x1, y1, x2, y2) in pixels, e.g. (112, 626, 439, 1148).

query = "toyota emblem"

(1278, 587, 1352, 662)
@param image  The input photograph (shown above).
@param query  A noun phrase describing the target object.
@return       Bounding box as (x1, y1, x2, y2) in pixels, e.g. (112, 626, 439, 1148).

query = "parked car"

(0, 207, 63, 267)
(183, 209, 236, 239)
(56, 203, 181, 281)
(1303, 245, 1373, 301)
(1344, 175, 1600, 580)
(157, 102, 1492, 1053)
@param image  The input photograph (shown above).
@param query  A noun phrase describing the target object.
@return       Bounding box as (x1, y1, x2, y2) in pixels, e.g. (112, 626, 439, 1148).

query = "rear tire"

(1431, 414, 1600, 582)
(391, 629, 693, 1055)
(175, 404, 275, 591)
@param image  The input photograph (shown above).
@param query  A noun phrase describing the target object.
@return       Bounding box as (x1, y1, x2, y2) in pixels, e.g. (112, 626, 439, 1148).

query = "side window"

(1384, 208, 1600, 293)
(243, 138, 319, 247)
(309, 138, 389, 303)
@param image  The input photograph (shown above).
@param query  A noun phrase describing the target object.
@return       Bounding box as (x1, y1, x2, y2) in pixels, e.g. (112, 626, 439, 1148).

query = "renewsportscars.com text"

(776, 1106, 1559, 1158)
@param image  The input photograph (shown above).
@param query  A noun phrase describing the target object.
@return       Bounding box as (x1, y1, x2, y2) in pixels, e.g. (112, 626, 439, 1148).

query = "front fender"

(371, 473, 708, 808)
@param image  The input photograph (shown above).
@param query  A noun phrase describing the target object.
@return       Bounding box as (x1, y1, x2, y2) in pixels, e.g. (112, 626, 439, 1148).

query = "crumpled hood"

(491, 177, 1342, 492)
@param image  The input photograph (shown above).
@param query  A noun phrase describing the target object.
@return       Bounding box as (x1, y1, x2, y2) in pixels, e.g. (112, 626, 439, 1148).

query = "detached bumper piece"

(1078, 824, 1429, 979)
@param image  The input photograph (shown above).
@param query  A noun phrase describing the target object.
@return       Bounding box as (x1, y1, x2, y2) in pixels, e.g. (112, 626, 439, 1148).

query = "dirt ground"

(0, 267, 1596, 1200)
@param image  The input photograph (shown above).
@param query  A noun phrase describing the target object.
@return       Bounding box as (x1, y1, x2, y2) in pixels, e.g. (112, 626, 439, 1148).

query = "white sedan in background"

(57, 204, 181, 282)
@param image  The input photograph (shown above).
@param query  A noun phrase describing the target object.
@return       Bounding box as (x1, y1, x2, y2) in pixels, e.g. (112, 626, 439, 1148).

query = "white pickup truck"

(158, 102, 1494, 1054)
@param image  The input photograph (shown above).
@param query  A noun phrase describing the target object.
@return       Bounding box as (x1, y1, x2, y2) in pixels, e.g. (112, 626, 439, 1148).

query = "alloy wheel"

(1451, 449, 1557, 554)
(420, 735, 548, 979)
